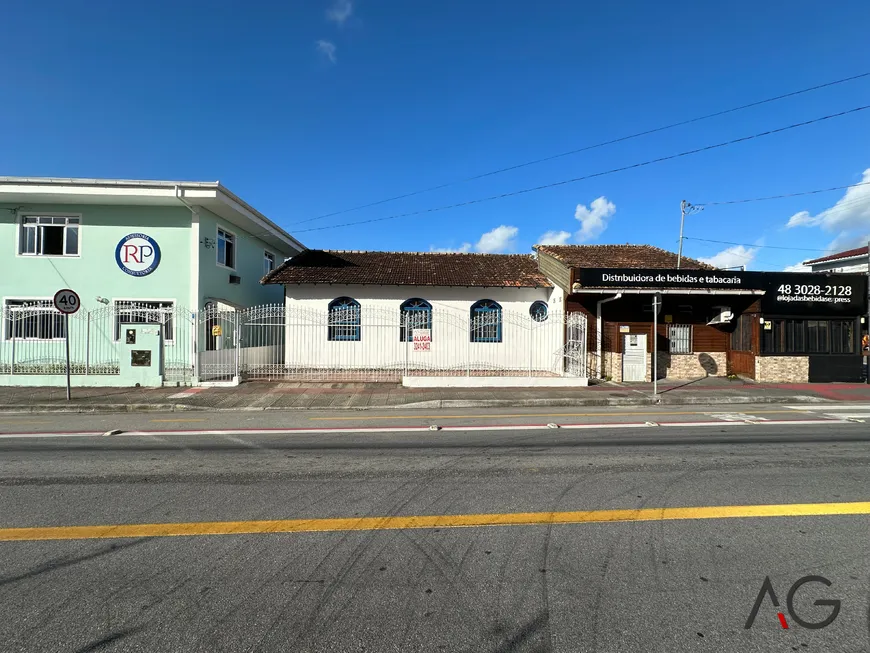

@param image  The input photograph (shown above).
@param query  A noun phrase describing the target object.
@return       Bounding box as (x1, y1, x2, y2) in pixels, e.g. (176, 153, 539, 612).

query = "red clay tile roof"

(262, 250, 552, 287)
(533, 244, 715, 269)
(804, 245, 869, 265)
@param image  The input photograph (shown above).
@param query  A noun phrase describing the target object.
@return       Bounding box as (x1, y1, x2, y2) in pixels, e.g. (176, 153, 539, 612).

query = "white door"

(622, 334, 647, 382)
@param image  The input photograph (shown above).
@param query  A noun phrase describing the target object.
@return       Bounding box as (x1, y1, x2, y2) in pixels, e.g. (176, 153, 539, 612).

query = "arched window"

(470, 299, 502, 343)
(400, 298, 432, 342)
(530, 300, 549, 322)
(328, 297, 361, 341)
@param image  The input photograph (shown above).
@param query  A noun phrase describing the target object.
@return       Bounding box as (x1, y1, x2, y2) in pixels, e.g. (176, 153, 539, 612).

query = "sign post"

(53, 289, 81, 401)
(652, 292, 661, 398)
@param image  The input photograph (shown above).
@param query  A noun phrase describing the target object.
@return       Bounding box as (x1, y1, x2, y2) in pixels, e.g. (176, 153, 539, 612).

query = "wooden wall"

(566, 294, 732, 353)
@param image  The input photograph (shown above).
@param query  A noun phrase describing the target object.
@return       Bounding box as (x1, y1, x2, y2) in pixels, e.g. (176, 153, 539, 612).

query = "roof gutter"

(0, 176, 221, 190)
(215, 183, 305, 253)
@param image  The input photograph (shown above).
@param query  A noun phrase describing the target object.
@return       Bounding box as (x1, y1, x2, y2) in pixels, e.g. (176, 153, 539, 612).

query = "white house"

(804, 245, 869, 274)
(261, 249, 586, 387)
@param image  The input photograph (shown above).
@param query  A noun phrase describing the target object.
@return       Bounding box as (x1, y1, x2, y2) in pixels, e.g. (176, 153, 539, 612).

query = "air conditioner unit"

(707, 306, 733, 325)
(229, 275, 241, 285)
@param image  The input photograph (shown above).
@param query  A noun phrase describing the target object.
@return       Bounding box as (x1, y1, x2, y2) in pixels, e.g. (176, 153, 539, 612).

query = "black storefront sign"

(574, 268, 867, 316)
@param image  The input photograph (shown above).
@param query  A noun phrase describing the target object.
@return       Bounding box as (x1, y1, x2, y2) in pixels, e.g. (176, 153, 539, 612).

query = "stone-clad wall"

(589, 352, 623, 381)
(663, 352, 727, 379)
(756, 356, 809, 383)
(590, 351, 727, 382)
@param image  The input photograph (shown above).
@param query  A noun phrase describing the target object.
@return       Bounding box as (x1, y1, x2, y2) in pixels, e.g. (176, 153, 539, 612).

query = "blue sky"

(2, 0, 870, 270)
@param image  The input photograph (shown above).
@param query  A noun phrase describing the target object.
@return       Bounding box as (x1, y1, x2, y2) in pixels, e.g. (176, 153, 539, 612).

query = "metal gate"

(198, 305, 240, 382)
(564, 313, 587, 376)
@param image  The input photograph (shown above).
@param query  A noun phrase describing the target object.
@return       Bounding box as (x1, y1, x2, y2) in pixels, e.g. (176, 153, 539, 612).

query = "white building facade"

(263, 250, 588, 387)
(804, 246, 869, 274)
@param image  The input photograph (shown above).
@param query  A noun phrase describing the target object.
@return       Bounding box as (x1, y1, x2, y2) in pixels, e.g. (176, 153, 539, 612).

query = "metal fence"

(0, 303, 196, 382)
(238, 303, 587, 383)
(0, 302, 587, 384)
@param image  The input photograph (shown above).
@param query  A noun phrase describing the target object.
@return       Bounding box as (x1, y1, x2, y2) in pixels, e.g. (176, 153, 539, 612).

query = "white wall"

(810, 260, 868, 273)
(283, 284, 565, 374)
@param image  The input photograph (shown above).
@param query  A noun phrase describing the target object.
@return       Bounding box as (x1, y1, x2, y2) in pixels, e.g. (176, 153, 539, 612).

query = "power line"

(686, 239, 783, 268)
(697, 180, 870, 206)
(293, 70, 870, 226)
(295, 104, 870, 235)
(684, 237, 834, 252)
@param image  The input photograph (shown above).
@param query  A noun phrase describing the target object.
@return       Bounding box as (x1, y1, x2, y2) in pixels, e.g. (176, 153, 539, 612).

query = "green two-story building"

(0, 177, 304, 386)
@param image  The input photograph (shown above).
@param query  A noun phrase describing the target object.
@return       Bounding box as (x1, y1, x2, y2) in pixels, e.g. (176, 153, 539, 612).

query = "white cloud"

(537, 230, 571, 246)
(536, 196, 616, 246)
(327, 0, 353, 25)
(575, 196, 616, 242)
(316, 40, 337, 63)
(476, 225, 518, 254)
(785, 169, 870, 253)
(430, 243, 472, 253)
(785, 210, 815, 228)
(429, 225, 520, 254)
(698, 245, 757, 269)
(824, 230, 870, 254)
(783, 263, 811, 272)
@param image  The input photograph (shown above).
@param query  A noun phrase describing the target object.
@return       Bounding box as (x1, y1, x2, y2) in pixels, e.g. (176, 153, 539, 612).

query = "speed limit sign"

(53, 289, 81, 315)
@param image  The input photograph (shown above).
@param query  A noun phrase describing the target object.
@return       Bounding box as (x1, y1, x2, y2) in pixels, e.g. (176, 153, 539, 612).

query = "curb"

(0, 394, 836, 414)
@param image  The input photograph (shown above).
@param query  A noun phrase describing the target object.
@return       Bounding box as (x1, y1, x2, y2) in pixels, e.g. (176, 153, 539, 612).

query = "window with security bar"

(328, 297, 361, 341)
(3, 300, 66, 340)
(668, 324, 692, 354)
(113, 301, 175, 342)
(470, 299, 502, 343)
(400, 298, 432, 342)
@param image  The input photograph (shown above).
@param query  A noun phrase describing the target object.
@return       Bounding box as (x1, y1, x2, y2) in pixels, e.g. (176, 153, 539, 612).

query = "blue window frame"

(470, 299, 502, 343)
(530, 300, 548, 322)
(328, 297, 361, 341)
(400, 298, 432, 342)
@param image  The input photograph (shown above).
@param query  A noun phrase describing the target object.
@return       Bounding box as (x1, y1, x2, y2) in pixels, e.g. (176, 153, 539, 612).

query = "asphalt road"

(1, 402, 869, 434)
(1, 419, 870, 652)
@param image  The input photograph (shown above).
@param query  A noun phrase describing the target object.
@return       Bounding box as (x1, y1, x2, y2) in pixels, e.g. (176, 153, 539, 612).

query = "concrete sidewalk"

(2, 377, 870, 413)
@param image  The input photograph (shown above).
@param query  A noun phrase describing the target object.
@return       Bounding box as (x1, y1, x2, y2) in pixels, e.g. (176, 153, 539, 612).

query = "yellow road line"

(309, 409, 804, 421)
(2, 501, 867, 542)
(150, 419, 207, 423)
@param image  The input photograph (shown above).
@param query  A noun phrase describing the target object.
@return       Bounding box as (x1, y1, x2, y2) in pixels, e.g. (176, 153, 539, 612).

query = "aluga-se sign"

(115, 233, 161, 277)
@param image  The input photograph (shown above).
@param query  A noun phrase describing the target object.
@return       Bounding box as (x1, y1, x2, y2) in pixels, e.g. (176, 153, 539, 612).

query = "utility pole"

(676, 200, 703, 269)
(652, 292, 661, 398)
(866, 240, 869, 383)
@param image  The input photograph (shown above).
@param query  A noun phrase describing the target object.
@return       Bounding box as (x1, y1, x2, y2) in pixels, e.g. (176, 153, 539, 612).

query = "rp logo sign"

(115, 233, 161, 277)
(745, 576, 841, 630)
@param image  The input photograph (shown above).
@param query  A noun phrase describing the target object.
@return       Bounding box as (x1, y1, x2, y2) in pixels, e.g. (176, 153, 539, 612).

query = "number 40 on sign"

(53, 289, 81, 314)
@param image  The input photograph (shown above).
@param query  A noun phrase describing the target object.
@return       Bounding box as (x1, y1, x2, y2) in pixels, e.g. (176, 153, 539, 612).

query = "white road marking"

(785, 404, 870, 411)
(705, 412, 769, 422)
(784, 404, 870, 422)
(0, 419, 853, 439)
